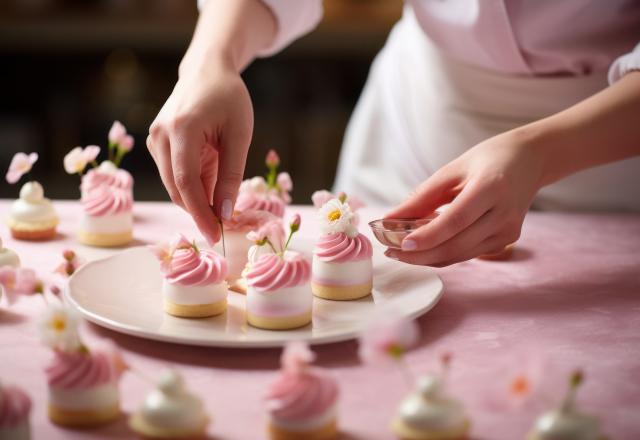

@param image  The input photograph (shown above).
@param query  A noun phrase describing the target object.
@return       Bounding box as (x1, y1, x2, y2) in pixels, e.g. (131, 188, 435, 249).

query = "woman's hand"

(384, 128, 545, 267)
(147, 62, 253, 245)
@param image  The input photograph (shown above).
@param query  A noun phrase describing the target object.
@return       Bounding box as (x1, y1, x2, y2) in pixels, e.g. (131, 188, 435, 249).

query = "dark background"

(0, 0, 402, 203)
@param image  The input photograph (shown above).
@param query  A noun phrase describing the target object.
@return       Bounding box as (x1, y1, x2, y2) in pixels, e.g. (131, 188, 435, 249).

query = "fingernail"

(402, 239, 417, 251)
(221, 199, 233, 220)
(384, 249, 399, 261)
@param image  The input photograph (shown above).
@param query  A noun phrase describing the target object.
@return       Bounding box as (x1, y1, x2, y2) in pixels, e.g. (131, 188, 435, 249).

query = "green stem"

(266, 239, 279, 256)
(266, 166, 276, 188)
(218, 218, 226, 257)
(91, 160, 99, 168)
(283, 230, 293, 252)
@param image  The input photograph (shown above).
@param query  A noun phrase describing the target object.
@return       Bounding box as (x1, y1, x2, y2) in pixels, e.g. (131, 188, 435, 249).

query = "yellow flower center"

(510, 375, 530, 396)
(51, 318, 66, 332)
(327, 209, 342, 222)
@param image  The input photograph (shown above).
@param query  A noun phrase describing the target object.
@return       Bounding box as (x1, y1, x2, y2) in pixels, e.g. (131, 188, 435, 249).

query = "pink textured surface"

(0, 201, 639, 439)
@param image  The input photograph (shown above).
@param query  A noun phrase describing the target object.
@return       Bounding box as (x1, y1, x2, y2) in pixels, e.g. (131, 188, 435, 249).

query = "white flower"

(276, 172, 292, 192)
(39, 304, 82, 352)
(63, 146, 100, 175)
(250, 176, 268, 193)
(318, 198, 357, 237)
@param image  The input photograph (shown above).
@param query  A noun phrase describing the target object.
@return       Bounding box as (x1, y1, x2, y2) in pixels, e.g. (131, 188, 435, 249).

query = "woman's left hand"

(384, 128, 545, 267)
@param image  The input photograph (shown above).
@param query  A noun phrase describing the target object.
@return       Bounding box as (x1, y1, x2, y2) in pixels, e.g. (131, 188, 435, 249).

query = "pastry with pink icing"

(265, 342, 339, 439)
(245, 215, 313, 330)
(311, 195, 373, 300)
(0, 381, 32, 440)
(235, 149, 292, 218)
(151, 234, 228, 318)
(63, 121, 136, 247)
(39, 303, 126, 427)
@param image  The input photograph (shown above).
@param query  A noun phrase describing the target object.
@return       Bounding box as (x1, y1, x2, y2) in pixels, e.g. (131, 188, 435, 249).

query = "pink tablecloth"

(1, 201, 639, 439)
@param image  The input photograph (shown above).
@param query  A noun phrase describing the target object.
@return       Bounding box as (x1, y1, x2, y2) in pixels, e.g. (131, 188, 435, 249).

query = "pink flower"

(265, 149, 280, 168)
(119, 135, 134, 152)
(0, 267, 42, 305)
(281, 341, 315, 374)
(223, 209, 278, 231)
(149, 234, 194, 272)
(358, 313, 420, 365)
(290, 213, 301, 232)
(63, 146, 100, 175)
(311, 190, 334, 208)
(108, 121, 127, 145)
(277, 172, 292, 192)
(246, 219, 285, 251)
(6, 152, 38, 184)
(54, 250, 83, 277)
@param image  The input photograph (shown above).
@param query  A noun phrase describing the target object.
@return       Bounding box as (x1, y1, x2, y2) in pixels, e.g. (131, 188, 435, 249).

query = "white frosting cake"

(48, 383, 119, 411)
(162, 281, 227, 306)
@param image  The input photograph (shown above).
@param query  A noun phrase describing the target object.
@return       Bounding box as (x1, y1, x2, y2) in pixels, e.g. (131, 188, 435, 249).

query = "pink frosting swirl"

(163, 247, 227, 286)
(235, 192, 285, 218)
(0, 384, 31, 427)
(223, 209, 279, 232)
(265, 368, 338, 422)
(246, 252, 310, 292)
(81, 167, 133, 194)
(314, 232, 373, 262)
(82, 185, 132, 216)
(45, 350, 119, 390)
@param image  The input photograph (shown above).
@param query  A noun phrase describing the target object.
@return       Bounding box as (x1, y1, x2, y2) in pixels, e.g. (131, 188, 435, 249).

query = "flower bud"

(63, 249, 76, 261)
(265, 149, 280, 168)
(290, 214, 301, 233)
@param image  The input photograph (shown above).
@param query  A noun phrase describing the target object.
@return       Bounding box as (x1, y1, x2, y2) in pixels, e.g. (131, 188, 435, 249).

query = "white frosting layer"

(270, 403, 337, 432)
(246, 284, 312, 317)
(0, 422, 30, 440)
(80, 211, 132, 234)
(10, 182, 57, 224)
(162, 280, 227, 306)
(49, 383, 119, 411)
(224, 230, 252, 280)
(311, 257, 372, 286)
(0, 249, 20, 268)
(531, 410, 601, 440)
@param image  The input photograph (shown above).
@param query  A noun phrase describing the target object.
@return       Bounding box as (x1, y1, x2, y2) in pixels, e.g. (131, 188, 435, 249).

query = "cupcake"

(528, 371, 605, 440)
(265, 342, 339, 440)
(0, 382, 32, 440)
(245, 215, 313, 330)
(130, 369, 209, 439)
(39, 304, 125, 427)
(311, 196, 372, 301)
(392, 374, 470, 440)
(152, 234, 228, 318)
(0, 236, 20, 268)
(235, 150, 292, 218)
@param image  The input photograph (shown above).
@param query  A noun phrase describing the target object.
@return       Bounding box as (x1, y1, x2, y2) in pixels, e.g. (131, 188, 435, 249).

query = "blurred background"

(0, 0, 402, 203)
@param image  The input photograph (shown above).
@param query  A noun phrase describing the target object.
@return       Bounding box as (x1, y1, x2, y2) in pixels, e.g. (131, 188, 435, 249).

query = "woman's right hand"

(147, 57, 254, 245)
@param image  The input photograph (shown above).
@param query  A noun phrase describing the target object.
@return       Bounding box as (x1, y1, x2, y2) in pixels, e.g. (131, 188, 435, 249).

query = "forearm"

(520, 71, 640, 187)
(180, 0, 277, 76)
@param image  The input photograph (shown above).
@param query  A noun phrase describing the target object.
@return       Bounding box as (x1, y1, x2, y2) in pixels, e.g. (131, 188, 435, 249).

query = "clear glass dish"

(368, 214, 439, 249)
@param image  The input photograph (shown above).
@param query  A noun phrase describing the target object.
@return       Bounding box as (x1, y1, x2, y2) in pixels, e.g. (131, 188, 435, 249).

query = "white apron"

(333, 7, 640, 212)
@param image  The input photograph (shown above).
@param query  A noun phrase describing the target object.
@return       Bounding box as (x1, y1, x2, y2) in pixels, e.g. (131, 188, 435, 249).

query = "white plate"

(65, 240, 443, 348)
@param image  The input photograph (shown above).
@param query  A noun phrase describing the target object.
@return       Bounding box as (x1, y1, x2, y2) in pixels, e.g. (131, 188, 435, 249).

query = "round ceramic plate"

(65, 239, 443, 348)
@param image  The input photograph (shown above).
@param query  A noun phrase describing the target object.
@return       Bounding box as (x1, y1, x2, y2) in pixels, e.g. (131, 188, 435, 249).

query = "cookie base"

(268, 419, 338, 440)
(391, 418, 469, 440)
(129, 412, 208, 439)
(78, 230, 133, 247)
(164, 299, 227, 318)
(48, 403, 120, 427)
(311, 281, 372, 301)
(10, 226, 56, 241)
(247, 310, 312, 330)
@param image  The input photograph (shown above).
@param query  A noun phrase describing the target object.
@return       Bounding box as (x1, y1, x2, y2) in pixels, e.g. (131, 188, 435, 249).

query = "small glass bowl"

(368, 214, 439, 249)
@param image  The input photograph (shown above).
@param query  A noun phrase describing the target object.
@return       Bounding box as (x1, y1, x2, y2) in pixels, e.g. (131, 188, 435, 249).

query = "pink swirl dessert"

(78, 184, 133, 247)
(245, 251, 312, 330)
(265, 342, 339, 440)
(45, 349, 122, 427)
(312, 198, 373, 300)
(0, 382, 32, 440)
(155, 234, 228, 318)
(80, 161, 134, 197)
(235, 191, 286, 218)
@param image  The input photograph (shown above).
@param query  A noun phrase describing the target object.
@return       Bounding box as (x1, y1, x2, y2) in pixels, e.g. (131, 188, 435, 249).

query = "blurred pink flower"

(281, 341, 315, 374)
(54, 250, 84, 277)
(311, 189, 365, 211)
(265, 149, 280, 168)
(63, 146, 100, 175)
(6, 152, 38, 184)
(290, 213, 301, 232)
(0, 267, 42, 305)
(119, 135, 134, 153)
(109, 121, 127, 145)
(246, 219, 286, 250)
(223, 209, 278, 231)
(277, 172, 292, 192)
(358, 313, 420, 365)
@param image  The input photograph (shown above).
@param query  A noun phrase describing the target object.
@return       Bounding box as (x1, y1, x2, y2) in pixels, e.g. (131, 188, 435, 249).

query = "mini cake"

(153, 234, 228, 318)
(528, 371, 604, 440)
(81, 160, 134, 198)
(0, 236, 20, 268)
(235, 150, 292, 218)
(245, 215, 312, 330)
(78, 185, 133, 247)
(8, 181, 59, 241)
(312, 197, 373, 301)
(265, 342, 339, 440)
(0, 382, 32, 440)
(392, 375, 470, 440)
(130, 369, 209, 439)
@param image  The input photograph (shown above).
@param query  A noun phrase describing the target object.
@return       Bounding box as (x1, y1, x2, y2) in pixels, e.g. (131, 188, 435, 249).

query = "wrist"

(179, 46, 238, 79)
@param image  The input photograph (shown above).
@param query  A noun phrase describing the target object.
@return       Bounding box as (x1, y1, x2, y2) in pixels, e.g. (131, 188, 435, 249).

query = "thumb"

(385, 169, 461, 219)
(212, 116, 252, 220)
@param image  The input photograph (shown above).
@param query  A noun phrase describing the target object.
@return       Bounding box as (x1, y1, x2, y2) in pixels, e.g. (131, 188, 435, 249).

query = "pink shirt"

(258, 0, 640, 84)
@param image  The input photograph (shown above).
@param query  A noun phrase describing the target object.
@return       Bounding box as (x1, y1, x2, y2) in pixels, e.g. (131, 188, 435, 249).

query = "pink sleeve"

(197, 0, 323, 57)
(608, 42, 640, 84)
